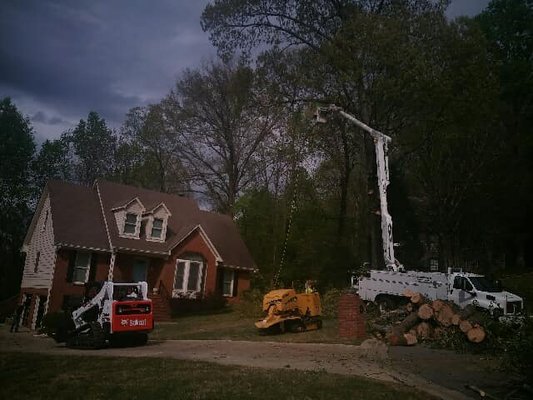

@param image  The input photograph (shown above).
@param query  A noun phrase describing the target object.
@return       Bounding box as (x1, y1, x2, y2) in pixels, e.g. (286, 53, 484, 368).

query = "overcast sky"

(0, 0, 490, 142)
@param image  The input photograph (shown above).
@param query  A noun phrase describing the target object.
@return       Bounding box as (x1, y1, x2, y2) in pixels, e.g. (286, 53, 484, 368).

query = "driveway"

(0, 328, 516, 400)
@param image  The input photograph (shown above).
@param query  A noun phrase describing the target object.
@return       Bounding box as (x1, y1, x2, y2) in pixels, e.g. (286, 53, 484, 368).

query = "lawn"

(0, 352, 433, 400)
(151, 310, 363, 344)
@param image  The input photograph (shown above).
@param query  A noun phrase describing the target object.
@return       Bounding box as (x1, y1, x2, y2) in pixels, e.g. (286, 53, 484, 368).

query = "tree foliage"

(63, 111, 117, 185)
(0, 97, 35, 299)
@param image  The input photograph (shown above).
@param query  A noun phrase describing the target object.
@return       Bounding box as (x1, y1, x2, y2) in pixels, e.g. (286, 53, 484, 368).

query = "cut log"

(435, 304, 455, 327)
(406, 303, 414, 312)
(415, 322, 432, 339)
(431, 299, 445, 312)
(466, 326, 486, 343)
(388, 312, 420, 346)
(404, 333, 418, 346)
(417, 304, 434, 320)
(403, 288, 415, 298)
(410, 292, 425, 305)
(451, 314, 461, 326)
(459, 320, 473, 333)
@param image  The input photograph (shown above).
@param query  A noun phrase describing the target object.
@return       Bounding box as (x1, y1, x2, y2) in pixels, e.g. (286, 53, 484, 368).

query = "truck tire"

(375, 295, 397, 312)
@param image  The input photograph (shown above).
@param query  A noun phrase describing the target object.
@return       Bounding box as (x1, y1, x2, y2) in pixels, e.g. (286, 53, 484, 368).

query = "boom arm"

(315, 105, 403, 272)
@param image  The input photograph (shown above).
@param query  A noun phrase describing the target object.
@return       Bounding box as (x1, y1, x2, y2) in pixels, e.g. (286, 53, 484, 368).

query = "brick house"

(18, 180, 256, 329)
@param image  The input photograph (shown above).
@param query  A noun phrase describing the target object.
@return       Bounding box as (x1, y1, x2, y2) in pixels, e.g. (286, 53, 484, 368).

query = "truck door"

(449, 276, 476, 308)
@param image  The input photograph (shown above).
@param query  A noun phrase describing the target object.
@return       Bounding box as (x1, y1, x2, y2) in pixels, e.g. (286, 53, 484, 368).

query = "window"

(151, 218, 164, 239)
(33, 251, 40, 273)
(72, 252, 91, 284)
(173, 258, 204, 295)
(124, 213, 138, 235)
(222, 270, 235, 297)
(453, 276, 473, 292)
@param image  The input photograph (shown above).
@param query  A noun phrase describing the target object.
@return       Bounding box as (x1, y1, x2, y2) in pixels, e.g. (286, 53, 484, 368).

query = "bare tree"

(162, 60, 281, 215)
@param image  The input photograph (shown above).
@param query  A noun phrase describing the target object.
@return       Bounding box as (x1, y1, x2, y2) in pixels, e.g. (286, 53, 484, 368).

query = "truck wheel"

(375, 295, 397, 312)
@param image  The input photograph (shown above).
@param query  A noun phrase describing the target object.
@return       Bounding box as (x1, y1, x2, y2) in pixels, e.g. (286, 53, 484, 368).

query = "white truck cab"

(448, 272, 523, 317)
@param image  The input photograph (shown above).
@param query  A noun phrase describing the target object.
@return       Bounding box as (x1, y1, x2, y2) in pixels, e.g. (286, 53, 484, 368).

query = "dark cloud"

(1, 0, 489, 139)
(31, 111, 66, 126)
(0, 0, 214, 139)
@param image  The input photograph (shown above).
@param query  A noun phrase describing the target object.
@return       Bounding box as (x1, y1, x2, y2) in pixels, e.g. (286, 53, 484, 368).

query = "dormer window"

(124, 213, 138, 235)
(145, 202, 171, 242)
(112, 197, 146, 239)
(151, 218, 163, 239)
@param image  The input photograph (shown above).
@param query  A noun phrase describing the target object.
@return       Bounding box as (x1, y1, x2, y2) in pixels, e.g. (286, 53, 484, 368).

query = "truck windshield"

(469, 277, 501, 292)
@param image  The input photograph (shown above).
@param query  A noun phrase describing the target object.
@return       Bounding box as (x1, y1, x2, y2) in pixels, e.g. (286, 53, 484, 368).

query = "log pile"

(383, 290, 486, 346)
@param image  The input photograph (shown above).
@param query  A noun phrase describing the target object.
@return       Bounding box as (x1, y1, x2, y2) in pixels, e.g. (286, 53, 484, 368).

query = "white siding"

(21, 195, 57, 290)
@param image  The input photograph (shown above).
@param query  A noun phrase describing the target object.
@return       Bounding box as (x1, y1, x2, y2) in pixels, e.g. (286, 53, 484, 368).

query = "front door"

(132, 259, 148, 282)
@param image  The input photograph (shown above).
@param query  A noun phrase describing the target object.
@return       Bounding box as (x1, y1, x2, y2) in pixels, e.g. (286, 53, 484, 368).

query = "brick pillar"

(338, 292, 366, 339)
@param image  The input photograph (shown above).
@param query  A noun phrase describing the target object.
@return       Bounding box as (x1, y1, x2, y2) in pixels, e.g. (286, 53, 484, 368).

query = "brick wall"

(48, 249, 110, 313)
(338, 293, 366, 339)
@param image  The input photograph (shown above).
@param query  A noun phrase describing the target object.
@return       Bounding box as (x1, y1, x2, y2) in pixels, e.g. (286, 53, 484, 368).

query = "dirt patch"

(0, 326, 515, 400)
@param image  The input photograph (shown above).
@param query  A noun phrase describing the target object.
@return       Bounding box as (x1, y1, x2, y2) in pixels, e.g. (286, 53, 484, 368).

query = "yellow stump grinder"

(255, 289, 322, 333)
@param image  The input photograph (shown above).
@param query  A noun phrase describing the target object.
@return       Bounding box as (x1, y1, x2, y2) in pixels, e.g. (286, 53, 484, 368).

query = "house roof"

(47, 180, 110, 251)
(28, 179, 256, 271)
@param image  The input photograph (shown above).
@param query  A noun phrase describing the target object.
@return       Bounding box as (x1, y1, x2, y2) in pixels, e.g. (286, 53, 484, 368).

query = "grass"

(0, 352, 434, 400)
(151, 310, 363, 344)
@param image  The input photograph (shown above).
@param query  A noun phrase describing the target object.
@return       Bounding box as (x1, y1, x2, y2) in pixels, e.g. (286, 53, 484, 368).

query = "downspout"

(94, 181, 115, 281)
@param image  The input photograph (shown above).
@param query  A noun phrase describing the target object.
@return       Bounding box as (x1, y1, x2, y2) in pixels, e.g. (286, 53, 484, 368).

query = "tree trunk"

(388, 312, 419, 346)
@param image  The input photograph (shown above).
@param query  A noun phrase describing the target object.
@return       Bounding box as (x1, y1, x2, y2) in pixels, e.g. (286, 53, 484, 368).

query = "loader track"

(67, 321, 106, 349)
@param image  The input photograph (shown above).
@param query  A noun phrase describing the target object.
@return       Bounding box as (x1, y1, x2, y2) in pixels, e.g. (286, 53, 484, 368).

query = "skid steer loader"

(53, 281, 154, 348)
(255, 288, 322, 333)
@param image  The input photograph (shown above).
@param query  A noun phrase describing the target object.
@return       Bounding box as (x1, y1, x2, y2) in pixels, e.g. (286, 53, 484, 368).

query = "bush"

(499, 316, 533, 382)
(39, 311, 74, 343)
(233, 288, 264, 318)
(321, 288, 343, 319)
(170, 292, 227, 317)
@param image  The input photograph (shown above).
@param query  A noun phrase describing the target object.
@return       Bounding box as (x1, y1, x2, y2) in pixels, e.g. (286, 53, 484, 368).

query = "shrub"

(321, 288, 343, 319)
(39, 311, 74, 343)
(233, 288, 264, 318)
(170, 292, 227, 316)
